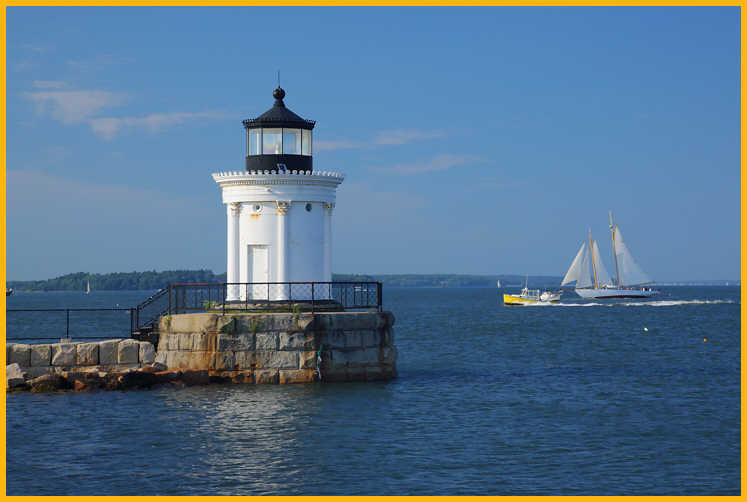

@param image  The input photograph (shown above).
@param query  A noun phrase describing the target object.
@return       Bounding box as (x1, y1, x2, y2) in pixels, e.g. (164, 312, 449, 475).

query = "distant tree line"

(8, 270, 227, 292)
(8, 271, 563, 291)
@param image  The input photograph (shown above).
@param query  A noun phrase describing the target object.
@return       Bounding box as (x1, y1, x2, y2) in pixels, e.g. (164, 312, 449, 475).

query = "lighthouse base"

(153, 311, 397, 383)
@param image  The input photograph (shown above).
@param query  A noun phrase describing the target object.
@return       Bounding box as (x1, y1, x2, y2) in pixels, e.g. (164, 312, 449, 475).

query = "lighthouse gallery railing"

(167, 281, 382, 315)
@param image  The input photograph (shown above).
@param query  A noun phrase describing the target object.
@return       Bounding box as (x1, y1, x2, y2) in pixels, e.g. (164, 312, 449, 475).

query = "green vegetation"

(7, 270, 566, 291)
(8, 270, 226, 292)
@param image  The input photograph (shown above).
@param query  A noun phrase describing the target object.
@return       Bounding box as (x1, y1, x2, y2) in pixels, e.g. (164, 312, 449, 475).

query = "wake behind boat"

(561, 212, 659, 299)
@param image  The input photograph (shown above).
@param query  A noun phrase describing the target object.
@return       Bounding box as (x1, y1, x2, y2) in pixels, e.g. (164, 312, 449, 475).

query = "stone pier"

(154, 311, 398, 384)
(6, 311, 398, 392)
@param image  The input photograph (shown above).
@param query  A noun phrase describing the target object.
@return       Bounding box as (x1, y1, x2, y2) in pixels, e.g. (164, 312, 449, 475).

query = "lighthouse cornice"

(212, 170, 344, 188)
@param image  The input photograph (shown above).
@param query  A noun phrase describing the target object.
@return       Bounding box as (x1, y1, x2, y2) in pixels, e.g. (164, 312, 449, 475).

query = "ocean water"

(5, 286, 740, 495)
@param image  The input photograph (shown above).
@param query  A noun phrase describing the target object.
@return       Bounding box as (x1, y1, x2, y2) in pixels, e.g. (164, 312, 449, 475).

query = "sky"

(5, 7, 740, 281)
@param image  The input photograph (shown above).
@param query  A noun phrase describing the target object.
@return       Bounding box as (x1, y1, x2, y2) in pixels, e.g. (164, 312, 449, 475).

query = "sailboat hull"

(575, 288, 659, 299)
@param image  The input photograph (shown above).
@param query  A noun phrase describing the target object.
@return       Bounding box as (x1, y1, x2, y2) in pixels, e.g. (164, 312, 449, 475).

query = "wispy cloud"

(14, 61, 35, 72)
(374, 129, 446, 145)
(89, 111, 232, 140)
(67, 54, 135, 71)
(314, 139, 366, 152)
(372, 153, 485, 174)
(25, 90, 126, 124)
(32, 80, 67, 89)
(316, 128, 445, 151)
(21, 43, 52, 53)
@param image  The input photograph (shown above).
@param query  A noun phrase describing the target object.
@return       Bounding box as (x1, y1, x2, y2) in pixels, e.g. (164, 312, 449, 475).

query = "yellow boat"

(503, 277, 560, 305)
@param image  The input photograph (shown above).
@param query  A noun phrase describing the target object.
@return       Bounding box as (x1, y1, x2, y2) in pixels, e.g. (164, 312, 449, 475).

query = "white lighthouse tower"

(213, 87, 343, 301)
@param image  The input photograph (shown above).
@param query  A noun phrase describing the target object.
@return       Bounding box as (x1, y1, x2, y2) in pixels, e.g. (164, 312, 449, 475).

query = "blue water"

(6, 287, 740, 495)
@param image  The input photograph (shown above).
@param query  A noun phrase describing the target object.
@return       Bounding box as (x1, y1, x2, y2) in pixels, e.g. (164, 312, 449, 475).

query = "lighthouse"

(213, 87, 344, 301)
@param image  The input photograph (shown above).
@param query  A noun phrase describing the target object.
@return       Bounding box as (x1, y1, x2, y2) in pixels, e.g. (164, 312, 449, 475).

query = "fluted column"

(323, 203, 335, 282)
(323, 202, 335, 299)
(226, 202, 241, 301)
(275, 201, 290, 300)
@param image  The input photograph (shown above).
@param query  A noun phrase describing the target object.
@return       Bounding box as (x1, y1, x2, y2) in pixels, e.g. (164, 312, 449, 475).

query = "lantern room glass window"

(283, 129, 301, 155)
(302, 129, 312, 156)
(246, 127, 313, 155)
(249, 130, 261, 155)
(262, 128, 282, 154)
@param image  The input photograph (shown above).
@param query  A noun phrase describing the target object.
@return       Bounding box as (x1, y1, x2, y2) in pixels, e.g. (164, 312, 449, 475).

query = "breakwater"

(155, 311, 398, 384)
(6, 311, 398, 391)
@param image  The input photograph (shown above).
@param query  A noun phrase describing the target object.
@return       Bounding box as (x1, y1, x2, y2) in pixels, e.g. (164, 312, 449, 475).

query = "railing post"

(168, 284, 172, 315)
(66, 309, 70, 339)
(288, 283, 293, 312)
(223, 283, 226, 315)
(311, 282, 315, 314)
(378, 282, 383, 312)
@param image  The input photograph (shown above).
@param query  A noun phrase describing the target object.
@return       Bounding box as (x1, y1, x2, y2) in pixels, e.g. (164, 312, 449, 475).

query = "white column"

(323, 202, 335, 282)
(226, 202, 241, 301)
(275, 201, 290, 300)
(323, 202, 335, 299)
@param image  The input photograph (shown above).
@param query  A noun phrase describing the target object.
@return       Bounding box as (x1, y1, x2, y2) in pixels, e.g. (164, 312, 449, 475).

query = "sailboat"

(85, 280, 91, 295)
(561, 212, 659, 299)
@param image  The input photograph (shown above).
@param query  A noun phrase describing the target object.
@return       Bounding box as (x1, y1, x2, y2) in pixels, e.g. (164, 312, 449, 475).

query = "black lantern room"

(242, 87, 315, 173)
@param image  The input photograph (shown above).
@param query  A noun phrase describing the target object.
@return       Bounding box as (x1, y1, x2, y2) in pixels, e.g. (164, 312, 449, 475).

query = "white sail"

(591, 240, 613, 286)
(562, 243, 592, 287)
(614, 226, 651, 286)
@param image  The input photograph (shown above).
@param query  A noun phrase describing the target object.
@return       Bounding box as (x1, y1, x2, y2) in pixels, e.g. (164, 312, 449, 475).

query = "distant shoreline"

(6, 270, 739, 292)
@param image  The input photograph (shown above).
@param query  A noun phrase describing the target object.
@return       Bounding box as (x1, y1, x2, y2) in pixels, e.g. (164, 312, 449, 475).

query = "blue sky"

(6, 7, 740, 281)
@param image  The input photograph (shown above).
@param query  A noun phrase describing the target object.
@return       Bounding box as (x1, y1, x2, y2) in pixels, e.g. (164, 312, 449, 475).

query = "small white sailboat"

(85, 280, 91, 295)
(561, 211, 659, 299)
(496, 279, 501, 288)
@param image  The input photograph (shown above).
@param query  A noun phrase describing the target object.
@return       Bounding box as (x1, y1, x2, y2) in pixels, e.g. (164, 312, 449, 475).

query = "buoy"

(643, 327, 648, 332)
(703, 338, 707, 342)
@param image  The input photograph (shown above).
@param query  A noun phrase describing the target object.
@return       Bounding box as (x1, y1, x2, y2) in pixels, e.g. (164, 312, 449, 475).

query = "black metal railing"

(6, 282, 383, 345)
(168, 281, 382, 314)
(6, 308, 135, 344)
(133, 288, 169, 332)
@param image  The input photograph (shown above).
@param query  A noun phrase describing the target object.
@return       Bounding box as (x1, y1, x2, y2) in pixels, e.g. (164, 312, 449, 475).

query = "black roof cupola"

(243, 87, 315, 173)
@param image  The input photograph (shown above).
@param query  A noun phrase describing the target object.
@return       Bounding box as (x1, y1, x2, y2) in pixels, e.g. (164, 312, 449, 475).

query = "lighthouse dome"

(243, 87, 315, 173)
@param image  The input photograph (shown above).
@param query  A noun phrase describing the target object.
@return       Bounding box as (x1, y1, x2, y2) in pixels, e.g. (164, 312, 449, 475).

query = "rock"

(299, 351, 318, 370)
(255, 333, 278, 350)
(254, 368, 279, 384)
(51, 344, 76, 367)
(29, 374, 70, 392)
(279, 369, 316, 384)
(116, 370, 160, 389)
(255, 350, 298, 370)
(99, 340, 121, 365)
(61, 370, 105, 391)
(279, 332, 316, 350)
(211, 352, 236, 371)
(29, 344, 52, 367)
(180, 369, 209, 386)
(151, 361, 167, 372)
(76, 342, 99, 366)
(6, 363, 28, 389)
(138, 342, 156, 365)
(8, 344, 31, 367)
(153, 351, 168, 367)
(117, 339, 140, 364)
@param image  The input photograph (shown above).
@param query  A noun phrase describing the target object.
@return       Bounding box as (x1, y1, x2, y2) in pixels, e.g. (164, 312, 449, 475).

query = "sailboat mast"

(609, 211, 621, 287)
(589, 228, 598, 289)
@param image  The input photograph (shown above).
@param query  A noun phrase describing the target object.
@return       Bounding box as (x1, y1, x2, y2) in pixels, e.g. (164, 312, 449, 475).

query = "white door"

(248, 245, 269, 300)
